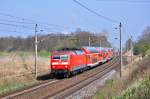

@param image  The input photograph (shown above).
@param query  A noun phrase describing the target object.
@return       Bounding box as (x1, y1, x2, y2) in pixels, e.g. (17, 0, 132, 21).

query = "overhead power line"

(0, 19, 66, 33)
(0, 29, 33, 34)
(0, 12, 72, 29)
(0, 22, 34, 29)
(0, 19, 68, 36)
(72, 0, 119, 23)
(0, 29, 22, 33)
(0, 19, 34, 25)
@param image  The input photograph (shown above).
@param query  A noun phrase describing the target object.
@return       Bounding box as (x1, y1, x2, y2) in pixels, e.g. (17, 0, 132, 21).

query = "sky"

(0, 0, 150, 48)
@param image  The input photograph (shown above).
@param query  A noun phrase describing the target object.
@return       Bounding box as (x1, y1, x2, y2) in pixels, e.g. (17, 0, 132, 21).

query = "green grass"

(0, 77, 38, 95)
(0, 51, 50, 58)
(0, 51, 9, 57)
(38, 50, 50, 58)
(146, 50, 150, 56)
(0, 51, 34, 57)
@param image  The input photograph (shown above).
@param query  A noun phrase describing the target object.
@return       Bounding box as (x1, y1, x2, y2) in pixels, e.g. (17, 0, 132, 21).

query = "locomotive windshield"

(52, 55, 60, 60)
(61, 55, 68, 60)
(52, 55, 68, 60)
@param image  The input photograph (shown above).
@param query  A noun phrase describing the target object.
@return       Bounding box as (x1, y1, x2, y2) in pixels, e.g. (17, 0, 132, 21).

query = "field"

(0, 51, 50, 95)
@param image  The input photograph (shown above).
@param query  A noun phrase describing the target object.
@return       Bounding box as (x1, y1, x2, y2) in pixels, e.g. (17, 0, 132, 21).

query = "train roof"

(97, 47, 113, 49)
(96, 47, 106, 50)
(51, 46, 113, 55)
(95, 47, 113, 52)
(57, 47, 81, 51)
(82, 46, 99, 53)
(52, 47, 85, 55)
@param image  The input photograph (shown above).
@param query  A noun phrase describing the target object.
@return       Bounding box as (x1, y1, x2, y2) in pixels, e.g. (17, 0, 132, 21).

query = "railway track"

(1, 56, 120, 99)
(48, 56, 120, 99)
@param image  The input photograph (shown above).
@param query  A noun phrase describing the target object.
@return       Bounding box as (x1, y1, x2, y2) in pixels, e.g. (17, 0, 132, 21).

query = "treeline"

(0, 29, 111, 52)
(134, 26, 150, 56)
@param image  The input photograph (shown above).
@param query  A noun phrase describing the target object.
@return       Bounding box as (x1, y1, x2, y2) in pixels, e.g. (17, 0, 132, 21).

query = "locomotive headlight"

(65, 65, 68, 68)
(52, 66, 55, 68)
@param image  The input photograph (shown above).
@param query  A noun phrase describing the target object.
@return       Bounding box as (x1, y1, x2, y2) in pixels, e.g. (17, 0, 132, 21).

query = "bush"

(117, 77, 150, 99)
(133, 44, 150, 57)
(133, 46, 140, 55)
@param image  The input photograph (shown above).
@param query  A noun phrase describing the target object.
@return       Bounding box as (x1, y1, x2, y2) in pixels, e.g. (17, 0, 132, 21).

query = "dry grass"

(0, 52, 49, 78)
(0, 51, 50, 95)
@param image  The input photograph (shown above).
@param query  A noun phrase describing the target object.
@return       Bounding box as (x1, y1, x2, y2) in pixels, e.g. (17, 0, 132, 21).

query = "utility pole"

(126, 41, 128, 52)
(89, 36, 91, 47)
(99, 39, 101, 47)
(35, 24, 38, 78)
(131, 36, 133, 62)
(119, 22, 122, 77)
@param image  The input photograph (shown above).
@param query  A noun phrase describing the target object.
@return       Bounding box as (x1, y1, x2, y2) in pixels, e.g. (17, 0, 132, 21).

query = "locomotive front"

(50, 52, 71, 76)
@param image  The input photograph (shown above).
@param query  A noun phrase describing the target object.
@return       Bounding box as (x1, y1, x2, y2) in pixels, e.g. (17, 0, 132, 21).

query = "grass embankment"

(0, 50, 50, 58)
(117, 77, 150, 99)
(0, 51, 50, 95)
(0, 76, 38, 95)
(93, 55, 150, 99)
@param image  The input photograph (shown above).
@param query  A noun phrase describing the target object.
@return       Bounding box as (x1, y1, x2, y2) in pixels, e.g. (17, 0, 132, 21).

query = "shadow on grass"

(36, 73, 53, 81)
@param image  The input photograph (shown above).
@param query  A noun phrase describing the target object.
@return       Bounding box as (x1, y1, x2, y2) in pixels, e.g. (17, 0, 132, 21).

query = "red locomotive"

(50, 47, 114, 78)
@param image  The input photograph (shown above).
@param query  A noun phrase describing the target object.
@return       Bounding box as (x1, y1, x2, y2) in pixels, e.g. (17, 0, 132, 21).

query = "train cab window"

(52, 55, 60, 60)
(61, 55, 68, 60)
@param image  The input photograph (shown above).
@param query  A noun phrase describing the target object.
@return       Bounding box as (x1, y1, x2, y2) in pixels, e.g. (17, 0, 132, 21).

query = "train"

(49, 47, 114, 78)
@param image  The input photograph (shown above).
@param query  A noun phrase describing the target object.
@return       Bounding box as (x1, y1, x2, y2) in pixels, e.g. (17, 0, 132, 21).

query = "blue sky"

(0, 0, 150, 48)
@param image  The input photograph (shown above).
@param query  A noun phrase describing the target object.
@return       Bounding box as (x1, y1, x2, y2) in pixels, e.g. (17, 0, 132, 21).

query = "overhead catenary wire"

(0, 29, 44, 37)
(0, 22, 62, 34)
(0, 22, 34, 29)
(0, 20, 68, 41)
(0, 12, 103, 34)
(72, 0, 119, 23)
(0, 29, 33, 34)
(0, 16, 76, 42)
(0, 19, 66, 34)
(0, 19, 35, 25)
(0, 12, 73, 30)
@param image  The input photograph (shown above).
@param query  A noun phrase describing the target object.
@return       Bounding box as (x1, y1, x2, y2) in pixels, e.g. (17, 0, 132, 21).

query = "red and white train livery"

(50, 47, 114, 77)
